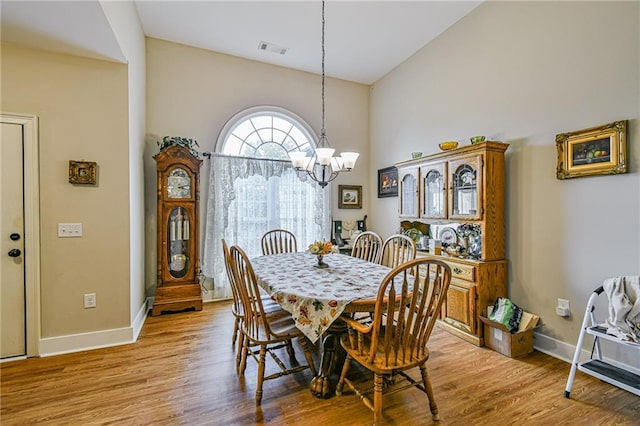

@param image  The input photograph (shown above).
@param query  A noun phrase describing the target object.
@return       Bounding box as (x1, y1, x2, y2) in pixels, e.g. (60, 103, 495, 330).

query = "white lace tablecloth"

(251, 252, 391, 343)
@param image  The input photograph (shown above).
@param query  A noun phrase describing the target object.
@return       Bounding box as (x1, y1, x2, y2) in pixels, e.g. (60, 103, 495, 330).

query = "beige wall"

(1, 44, 131, 337)
(370, 1, 639, 366)
(145, 38, 370, 293)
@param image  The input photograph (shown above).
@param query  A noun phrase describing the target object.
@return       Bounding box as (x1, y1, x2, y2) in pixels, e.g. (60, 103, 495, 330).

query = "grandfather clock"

(152, 145, 202, 316)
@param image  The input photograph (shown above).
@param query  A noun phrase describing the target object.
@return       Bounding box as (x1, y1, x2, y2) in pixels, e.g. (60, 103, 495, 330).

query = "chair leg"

(235, 332, 245, 373)
(298, 336, 317, 376)
(285, 340, 298, 365)
(373, 373, 383, 425)
(419, 363, 440, 421)
(335, 354, 352, 395)
(255, 345, 267, 406)
(239, 335, 249, 376)
(232, 316, 240, 348)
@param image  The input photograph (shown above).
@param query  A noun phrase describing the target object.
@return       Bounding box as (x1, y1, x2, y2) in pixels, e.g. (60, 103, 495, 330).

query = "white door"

(1, 121, 26, 358)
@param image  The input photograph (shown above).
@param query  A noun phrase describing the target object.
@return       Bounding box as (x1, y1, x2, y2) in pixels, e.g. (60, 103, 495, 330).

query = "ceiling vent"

(258, 41, 288, 55)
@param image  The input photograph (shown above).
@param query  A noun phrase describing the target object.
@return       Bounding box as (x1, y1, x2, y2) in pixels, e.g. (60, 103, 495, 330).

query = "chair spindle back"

(350, 231, 383, 263)
(261, 229, 297, 255)
(229, 245, 273, 341)
(365, 258, 451, 367)
(380, 233, 416, 269)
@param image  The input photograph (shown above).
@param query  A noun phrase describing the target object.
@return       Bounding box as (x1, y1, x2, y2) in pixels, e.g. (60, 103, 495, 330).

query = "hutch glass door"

(449, 157, 482, 220)
(399, 168, 419, 218)
(420, 162, 447, 219)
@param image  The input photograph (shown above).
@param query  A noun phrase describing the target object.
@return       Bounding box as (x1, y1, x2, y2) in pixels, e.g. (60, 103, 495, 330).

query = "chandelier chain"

(288, 0, 358, 188)
(321, 0, 326, 137)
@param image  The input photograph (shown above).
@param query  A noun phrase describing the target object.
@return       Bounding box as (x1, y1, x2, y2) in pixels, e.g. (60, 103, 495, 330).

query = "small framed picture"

(378, 166, 398, 198)
(556, 120, 628, 180)
(338, 185, 362, 209)
(69, 161, 97, 185)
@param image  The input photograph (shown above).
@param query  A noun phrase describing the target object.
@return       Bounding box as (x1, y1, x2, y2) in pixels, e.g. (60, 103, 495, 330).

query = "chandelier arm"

(306, 166, 338, 189)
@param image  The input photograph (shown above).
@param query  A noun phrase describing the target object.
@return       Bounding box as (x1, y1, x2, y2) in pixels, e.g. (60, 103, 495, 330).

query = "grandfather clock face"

(167, 168, 191, 198)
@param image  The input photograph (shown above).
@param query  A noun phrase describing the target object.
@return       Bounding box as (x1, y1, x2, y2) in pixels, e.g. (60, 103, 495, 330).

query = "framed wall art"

(377, 166, 398, 198)
(69, 160, 97, 185)
(338, 185, 362, 209)
(556, 120, 628, 180)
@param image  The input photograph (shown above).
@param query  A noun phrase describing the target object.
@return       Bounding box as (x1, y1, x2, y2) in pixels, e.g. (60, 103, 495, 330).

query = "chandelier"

(289, 1, 359, 188)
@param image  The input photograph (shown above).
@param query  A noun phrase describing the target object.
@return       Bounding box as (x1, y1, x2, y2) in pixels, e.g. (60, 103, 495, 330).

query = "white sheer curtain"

(202, 154, 331, 300)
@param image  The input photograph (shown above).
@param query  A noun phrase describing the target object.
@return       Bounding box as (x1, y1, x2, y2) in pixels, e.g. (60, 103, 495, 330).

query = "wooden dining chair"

(261, 229, 297, 255)
(336, 258, 452, 425)
(228, 245, 317, 405)
(221, 239, 286, 371)
(350, 231, 383, 263)
(379, 233, 416, 269)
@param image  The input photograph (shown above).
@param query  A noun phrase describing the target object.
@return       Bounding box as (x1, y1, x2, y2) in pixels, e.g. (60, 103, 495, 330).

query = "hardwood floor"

(1, 301, 638, 425)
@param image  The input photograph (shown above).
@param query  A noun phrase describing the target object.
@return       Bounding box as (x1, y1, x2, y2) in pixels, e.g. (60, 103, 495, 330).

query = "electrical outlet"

(84, 293, 96, 308)
(556, 298, 570, 317)
(58, 223, 83, 237)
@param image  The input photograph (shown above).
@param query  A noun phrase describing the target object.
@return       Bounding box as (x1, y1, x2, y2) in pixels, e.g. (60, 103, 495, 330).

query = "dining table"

(251, 251, 393, 398)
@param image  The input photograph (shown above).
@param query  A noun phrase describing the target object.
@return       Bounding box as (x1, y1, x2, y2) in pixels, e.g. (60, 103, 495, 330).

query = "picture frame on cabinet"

(377, 166, 398, 198)
(338, 185, 362, 209)
(556, 120, 628, 180)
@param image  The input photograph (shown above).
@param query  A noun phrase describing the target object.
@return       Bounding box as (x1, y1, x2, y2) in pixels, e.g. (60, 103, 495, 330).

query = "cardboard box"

(480, 311, 540, 358)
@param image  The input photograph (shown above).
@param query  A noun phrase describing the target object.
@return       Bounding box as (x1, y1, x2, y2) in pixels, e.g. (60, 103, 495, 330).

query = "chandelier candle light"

(289, 1, 359, 188)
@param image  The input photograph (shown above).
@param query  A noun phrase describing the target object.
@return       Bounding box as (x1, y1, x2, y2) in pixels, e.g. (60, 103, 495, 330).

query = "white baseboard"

(534, 331, 640, 375)
(533, 331, 576, 363)
(202, 293, 231, 303)
(39, 327, 135, 357)
(39, 300, 150, 357)
(132, 298, 151, 341)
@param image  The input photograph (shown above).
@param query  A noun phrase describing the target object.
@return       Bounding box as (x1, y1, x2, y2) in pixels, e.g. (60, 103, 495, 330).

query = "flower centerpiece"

(308, 240, 338, 269)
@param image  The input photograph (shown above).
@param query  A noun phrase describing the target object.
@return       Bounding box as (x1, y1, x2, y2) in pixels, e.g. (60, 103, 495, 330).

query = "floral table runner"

(251, 252, 391, 343)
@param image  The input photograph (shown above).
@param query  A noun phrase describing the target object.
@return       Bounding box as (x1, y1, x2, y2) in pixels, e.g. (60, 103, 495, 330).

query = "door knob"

(10, 233, 21, 241)
(8, 248, 21, 257)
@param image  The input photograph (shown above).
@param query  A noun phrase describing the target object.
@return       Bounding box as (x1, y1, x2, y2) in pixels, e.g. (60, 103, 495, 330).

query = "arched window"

(202, 106, 330, 300)
(217, 107, 315, 160)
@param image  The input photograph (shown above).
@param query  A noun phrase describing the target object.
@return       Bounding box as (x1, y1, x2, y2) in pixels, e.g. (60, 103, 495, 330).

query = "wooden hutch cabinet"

(152, 145, 203, 316)
(395, 141, 509, 346)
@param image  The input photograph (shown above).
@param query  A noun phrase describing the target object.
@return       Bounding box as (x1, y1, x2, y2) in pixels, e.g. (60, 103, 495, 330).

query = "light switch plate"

(58, 223, 82, 237)
(84, 293, 96, 308)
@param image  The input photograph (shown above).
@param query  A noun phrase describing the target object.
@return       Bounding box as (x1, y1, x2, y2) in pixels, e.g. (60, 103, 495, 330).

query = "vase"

(468, 235, 481, 259)
(315, 254, 329, 269)
(460, 236, 469, 250)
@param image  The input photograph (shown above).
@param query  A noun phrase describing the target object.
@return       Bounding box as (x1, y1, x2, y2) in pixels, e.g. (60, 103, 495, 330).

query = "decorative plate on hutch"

(439, 227, 457, 245)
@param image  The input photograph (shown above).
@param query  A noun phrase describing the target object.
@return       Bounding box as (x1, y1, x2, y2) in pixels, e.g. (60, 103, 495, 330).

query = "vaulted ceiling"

(1, 1, 482, 84)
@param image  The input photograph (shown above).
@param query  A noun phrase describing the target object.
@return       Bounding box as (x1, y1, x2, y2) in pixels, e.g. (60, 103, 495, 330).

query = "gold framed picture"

(69, 160, 97, 185)
(338, 185, 362, 209)
(556, 120, 628, 180)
